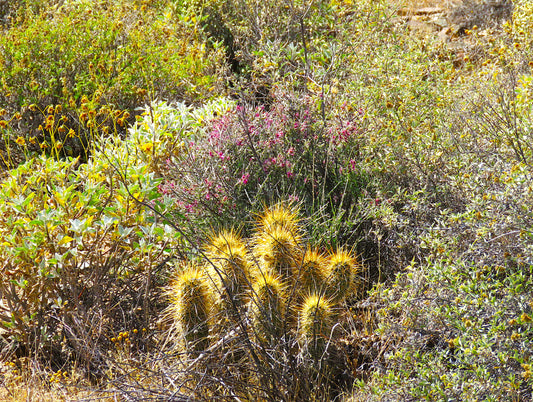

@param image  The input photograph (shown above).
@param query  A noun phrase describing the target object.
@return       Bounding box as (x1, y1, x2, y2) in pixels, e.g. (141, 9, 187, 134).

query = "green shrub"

(0, 0, 225, 165)
(160, 92, 372, 247)
(0, 99, 200, 368)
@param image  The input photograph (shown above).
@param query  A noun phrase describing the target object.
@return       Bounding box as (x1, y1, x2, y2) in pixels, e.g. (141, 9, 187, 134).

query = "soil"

(390, 0, 513, 39)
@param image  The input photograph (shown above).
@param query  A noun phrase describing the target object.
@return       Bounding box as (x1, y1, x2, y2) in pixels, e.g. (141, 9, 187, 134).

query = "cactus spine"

(298, 294, 334, 358)
(168, 264, 213, 353)
(249, 271, 287, 343)
(296, 247, 328, 297)
(325, 248, 358, 303)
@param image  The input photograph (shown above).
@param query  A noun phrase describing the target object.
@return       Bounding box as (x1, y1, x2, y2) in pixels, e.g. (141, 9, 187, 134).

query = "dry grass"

(389, 0, 459, 10)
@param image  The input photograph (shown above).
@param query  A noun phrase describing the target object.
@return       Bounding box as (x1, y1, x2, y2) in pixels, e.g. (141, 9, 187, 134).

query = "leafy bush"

(0, 100, 198, 369)
(160, 91, 372, 247)
(0, 0, 225, 165)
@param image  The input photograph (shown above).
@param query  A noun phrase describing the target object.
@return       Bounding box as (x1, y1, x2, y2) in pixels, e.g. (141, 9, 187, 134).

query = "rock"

(437, 26, 452, 43)
(414, 7, 445, 15)
(408, 17, 436, 35)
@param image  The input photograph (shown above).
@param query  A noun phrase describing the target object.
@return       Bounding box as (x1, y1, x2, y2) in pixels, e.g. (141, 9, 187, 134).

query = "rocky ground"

(394, 0, 513, 40)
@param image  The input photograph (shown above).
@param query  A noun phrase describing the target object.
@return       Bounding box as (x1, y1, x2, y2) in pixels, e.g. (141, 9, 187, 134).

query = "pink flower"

(287, 171, 294, 179)
(350, 159, 356, 171)
(240, 173, 250, 185)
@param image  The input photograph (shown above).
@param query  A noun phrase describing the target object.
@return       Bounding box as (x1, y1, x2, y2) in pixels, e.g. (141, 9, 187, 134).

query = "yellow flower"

(521, 313, 532, 323)
(55, 141, 63, 150)
(0, 120, 7, 129)
(140, 142, 154, 153)
(15, 136, 25, 146)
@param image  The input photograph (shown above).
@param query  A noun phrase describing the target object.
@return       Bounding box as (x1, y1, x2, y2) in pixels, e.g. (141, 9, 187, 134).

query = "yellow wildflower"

(140, 142, 154, 153)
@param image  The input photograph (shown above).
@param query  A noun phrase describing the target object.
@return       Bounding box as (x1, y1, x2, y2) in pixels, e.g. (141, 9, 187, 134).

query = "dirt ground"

(391, 0, 461, 10)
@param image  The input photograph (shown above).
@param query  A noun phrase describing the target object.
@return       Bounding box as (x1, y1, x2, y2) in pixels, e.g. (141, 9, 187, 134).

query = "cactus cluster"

(167, 201, 359, 357)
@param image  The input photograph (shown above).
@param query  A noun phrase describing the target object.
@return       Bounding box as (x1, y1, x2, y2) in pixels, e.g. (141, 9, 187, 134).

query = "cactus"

(295, 247, 328, 297)
(167, 202, 361, 375)
(249, 271, 287, 344)
(254, 201, 302, 236)
(168, 264, 213, 353)
(205, 229, 253, 309)
(206, 229, 246, 257)
(253, 225, 303, 280)
(298, 294, 334, 359)
(325, 248, 358, 303)
(253, 202, 304, 280)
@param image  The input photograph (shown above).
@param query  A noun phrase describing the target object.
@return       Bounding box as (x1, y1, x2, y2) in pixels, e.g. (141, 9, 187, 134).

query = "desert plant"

(248, 270, 287, 344)
(253, 200, 303, 236)
(297, 247, 328, 297)
(162, 202, 358, 399)
(298, 293, 334, 360)
(253, 224, 304, 280)
(204, 229, 254, 314)
(166, 264, 213, 353)
(326, 248, 359, 303)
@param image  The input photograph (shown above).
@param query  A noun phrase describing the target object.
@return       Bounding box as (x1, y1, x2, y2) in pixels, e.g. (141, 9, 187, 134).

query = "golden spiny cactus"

(168, 202, 361, 366)
(168, 264, 213, 353)
(205, 229, 253, 309)
(325, 248, 358, 303)
(298, 294, 334, 358)
(254, 201, 302, 236)
(295, 247, 328, 297)
(249, 271, 287, 344)
(253, 225, 303, 280)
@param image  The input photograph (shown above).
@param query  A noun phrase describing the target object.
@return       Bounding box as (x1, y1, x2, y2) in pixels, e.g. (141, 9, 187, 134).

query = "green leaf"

(57, 235, 74, 246)
(70, 218, 86, 233)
